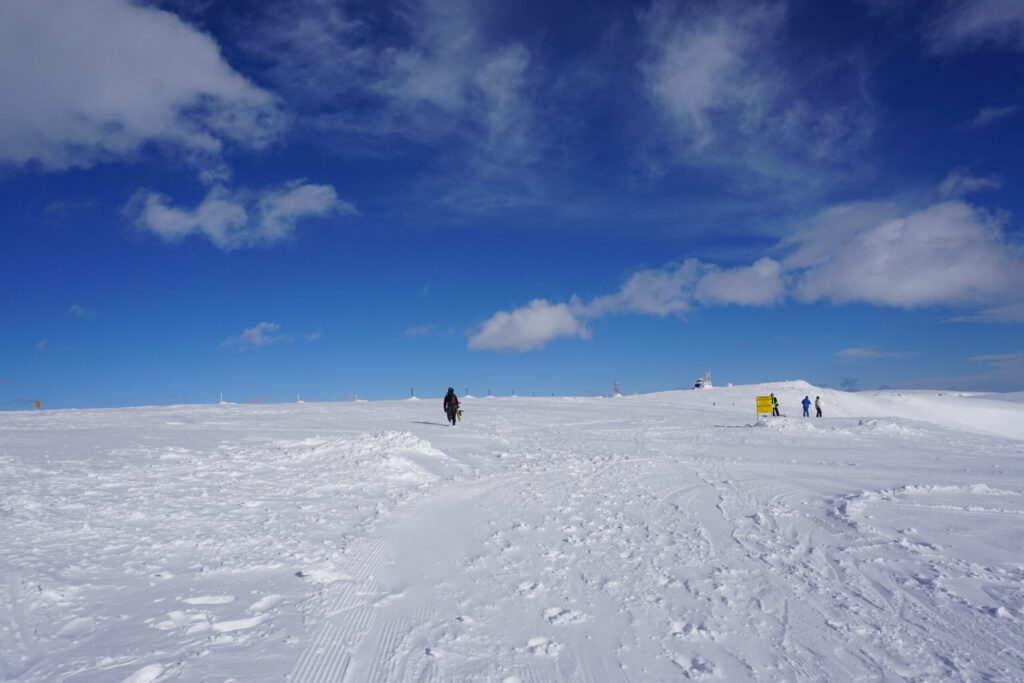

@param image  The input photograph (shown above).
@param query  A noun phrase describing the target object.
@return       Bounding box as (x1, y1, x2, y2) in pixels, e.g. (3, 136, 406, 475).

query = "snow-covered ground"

(2, 380, 1023, 682)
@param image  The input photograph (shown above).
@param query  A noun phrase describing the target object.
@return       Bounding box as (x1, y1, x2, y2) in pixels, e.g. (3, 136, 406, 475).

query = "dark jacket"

(444, 391, 459, 411)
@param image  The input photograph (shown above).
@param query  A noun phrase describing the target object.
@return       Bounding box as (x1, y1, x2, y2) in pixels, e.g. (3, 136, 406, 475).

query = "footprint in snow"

(525, 637, 562, 656)
(544, 607, 587, 625)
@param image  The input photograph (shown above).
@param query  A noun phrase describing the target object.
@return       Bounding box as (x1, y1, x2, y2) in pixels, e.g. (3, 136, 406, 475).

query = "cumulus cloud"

(0, 0, 284, 171)
(585, 260, 706, 318)
(836, 346, 916, 361)
(470, 195, 1024, 352)
(129, 180, 355, 250)
(695, 258, 785, 306)
(965, 105, 1019, 129)
(789, 200, 1024, 309)
(927, 0, 1024, 53)
(468, 299, 591, 352)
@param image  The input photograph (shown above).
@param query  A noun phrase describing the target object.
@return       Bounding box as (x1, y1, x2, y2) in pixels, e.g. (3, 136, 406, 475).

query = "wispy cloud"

(0, 0, 284, 172)
(222, 322, 291, 350)
(965, 105, 1019, 129)
(405, 325, 437, 337)
(969, 351, 1024, 368)
(898, 359, 1024, 392)
(242, 0, 538, 168)
(404, 324, 454, 338)
(69, 304, 96, 319)
(221, 322, 322, 350)
(129, 180, 355, 250)
(948, 301, 1024, 323)
(938, 168, 1001, 198)
(836, 346, 916, 361)
(637, 0, 875, 185)
(926, 0, 1024, 54)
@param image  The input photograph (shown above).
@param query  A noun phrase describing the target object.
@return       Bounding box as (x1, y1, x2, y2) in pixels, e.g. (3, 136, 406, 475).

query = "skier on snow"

(443, 387, 460, 426)
(802, 396, 811, 417)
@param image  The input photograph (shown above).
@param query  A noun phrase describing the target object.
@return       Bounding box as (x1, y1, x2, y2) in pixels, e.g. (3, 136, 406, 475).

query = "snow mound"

(278, 431, 447, 483)
(753, 417, 820, 432)
(852, 418, 923, 437)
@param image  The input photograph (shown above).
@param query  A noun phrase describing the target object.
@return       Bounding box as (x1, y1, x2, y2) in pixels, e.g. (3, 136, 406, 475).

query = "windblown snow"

(2, 381, 1023, 681)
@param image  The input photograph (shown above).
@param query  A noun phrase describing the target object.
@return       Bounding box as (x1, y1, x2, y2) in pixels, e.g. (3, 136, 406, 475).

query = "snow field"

(1, 383, 1023, 681)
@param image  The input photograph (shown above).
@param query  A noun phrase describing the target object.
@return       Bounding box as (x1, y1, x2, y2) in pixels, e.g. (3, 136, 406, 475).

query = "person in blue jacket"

(802, 395, 811, 417)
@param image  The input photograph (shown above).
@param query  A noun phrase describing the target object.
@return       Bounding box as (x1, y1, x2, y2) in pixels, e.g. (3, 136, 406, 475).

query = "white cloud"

(927, 0, 1024, 53)
(468, 299, 590, 352)
(69, 304, 96, 319)
(129, 180, 355, 250)
(938, 168, 1002, 199)
(222, 322, 292, 350)
(470, 197, 1024, 353)
(695, 257, 785, 306)
(789, 200, 1024, 309)
(965, 105, 1020, 129)
(585, 260, 706, 318)
(836, 346, 916, 360)
(0, 0, 284, 171)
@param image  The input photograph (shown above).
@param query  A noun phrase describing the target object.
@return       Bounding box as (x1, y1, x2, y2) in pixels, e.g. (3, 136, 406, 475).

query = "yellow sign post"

(34, 401, 40, 410)
(756, 395, 773, 416)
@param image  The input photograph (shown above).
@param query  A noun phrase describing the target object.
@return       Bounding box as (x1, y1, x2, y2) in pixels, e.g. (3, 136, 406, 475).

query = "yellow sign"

(34, 401, 40, 410)
(756, 396, 773, 414)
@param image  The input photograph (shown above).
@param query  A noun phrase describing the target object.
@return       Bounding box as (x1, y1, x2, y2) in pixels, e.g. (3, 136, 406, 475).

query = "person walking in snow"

(802, 396, 811, 417)
(815, 396, 822, 418)
(771, 393, 780, 417)
(443, 387, 460, 426)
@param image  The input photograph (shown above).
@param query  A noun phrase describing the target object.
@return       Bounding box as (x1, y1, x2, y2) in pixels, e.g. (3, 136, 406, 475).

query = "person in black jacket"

(443, 387, 460, 426)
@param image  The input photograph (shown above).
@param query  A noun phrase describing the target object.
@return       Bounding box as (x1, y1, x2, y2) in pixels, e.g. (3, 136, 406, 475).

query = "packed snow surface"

(2, 381, 1024, 681)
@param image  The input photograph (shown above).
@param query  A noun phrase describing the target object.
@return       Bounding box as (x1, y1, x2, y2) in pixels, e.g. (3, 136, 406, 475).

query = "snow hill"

(2, 382, 1023, 681)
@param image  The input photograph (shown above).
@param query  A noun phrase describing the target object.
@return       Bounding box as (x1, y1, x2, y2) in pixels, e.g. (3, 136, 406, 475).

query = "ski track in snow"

(2, 382, 1024, 681)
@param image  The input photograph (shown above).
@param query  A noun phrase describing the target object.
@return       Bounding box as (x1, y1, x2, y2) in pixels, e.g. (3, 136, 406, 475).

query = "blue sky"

(2, 0, 1024, 409)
